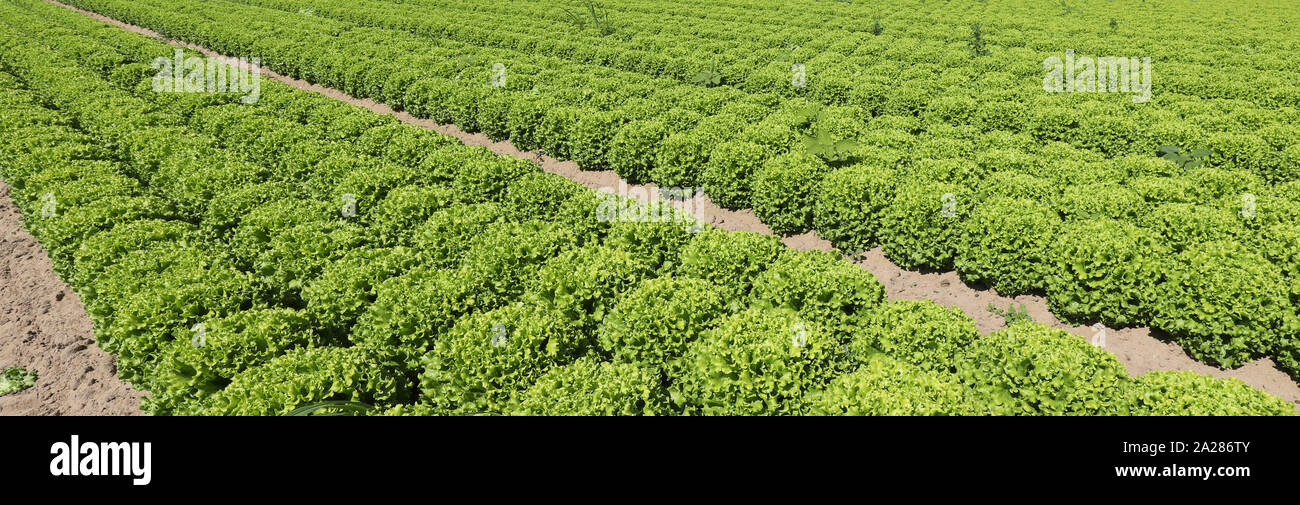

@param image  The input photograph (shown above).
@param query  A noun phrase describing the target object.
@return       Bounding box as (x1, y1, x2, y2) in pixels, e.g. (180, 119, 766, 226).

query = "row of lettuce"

(0, 0, 1293, 415)
(226, 0, 1300, 109)
(64, 0, 1300, 176)
(47, 0, 1300, 377)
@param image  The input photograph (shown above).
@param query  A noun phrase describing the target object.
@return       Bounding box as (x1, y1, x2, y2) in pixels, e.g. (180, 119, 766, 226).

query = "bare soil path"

(0, 181, 144, 415)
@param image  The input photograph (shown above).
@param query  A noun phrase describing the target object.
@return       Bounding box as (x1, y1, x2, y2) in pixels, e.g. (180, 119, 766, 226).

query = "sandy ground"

(20, 0, 1300, 413)
(0, 181, 144, 415)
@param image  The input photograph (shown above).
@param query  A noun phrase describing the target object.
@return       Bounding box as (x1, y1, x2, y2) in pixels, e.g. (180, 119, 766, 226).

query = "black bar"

(2, 416, 1292, 493)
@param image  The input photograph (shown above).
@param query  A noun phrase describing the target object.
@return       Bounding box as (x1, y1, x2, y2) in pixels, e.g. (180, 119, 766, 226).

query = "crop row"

(231, 0, 1300, 107)
(70, 0, 1300, 159)
(0, 0, 1292, 415)
(58, 0, 1300, 192)
(47, 0, 1300, 376)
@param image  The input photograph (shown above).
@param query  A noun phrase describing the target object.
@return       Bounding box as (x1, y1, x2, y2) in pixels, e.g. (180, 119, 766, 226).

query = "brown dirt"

(0, 181, 145, 415)
(30, 0, 1300, 412)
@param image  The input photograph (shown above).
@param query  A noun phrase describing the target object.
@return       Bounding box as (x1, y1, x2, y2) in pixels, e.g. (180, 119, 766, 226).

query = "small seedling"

(987, 303, 1032, 326)
(968, 24, 991, 57)
(869, 19, 883, 36)
(0, 366, 37, 396)
(691, 60, 724, 87)
(802, 130, 861, 164)
(1157, 145, 1211, 169)
(561, 0, 614, 36)
(789, 105, 860, 164)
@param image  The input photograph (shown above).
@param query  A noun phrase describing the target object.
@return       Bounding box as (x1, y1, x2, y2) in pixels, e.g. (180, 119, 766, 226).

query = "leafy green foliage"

(956, 322, 1133, 415)
(560, 0, 614, 36)
(878, 181, 969, 270)
(252, 220, 368, 306)
(32, 195, 175, 275)
(973, 171, 1054, 202)
(805, 355, 973, 416)
(88, 247, 258, 384)
(801, 129, 861, 164)
(598, 276, 729, 371)
(552, 189, 612, 244)
(501, 171, 588, 222)
(476, 90, 515, 141)
(149, 149, 266, 217)
(351, 266, 497, 370)
(1152, 240, 1296, 368)
(410, 203, 505, 267)
(1129, 371, 1296, 416)
(368, 185, 463, 246)
(451, 154, 538, 201)
(967, 24, 990, 57)
(601, 206, 696, 272)
(460, 220, 580, 299)
(536, 106, 582, 160)
(226, 198, 335, 269)
(420, 302, 587, 414)
(1255, 223, 1300, 308)
(691, 61, 724, 88)
(651, 130, 709, 187)
(149, 308, 317, 415)
(986, 303, 1032, 326)
(0, 367, 37, 396)
(1158, 145, 1211, 169)
(569, 110, 621, 170)
(504, 93, 554, 151)
(525, 245, 650, 330)
(1205, 133, 1284, 183)
(850, 300, 979, 374)
(70, 219, 198, 288)
(674, 229, 786, 299)
(1137, 203, 1243, 253)
(607, 119, 667, 184)
(813, 164, 895, 253)
(200, 182, 299, 240)
(677, 308, 845, 415)
(750, 250, 885, 342)
(751, 152, 829, 234)
(200, 347, 410, 416)
(955, 197, 1060, 295)
(509, 357, 670, 415)
(302, 246, 420, 338)
(700, 140, 767, 209)
(1057, 183, 1147, 221)
(1046, 219, 1167, 326)
(8, 0, 1296, 417)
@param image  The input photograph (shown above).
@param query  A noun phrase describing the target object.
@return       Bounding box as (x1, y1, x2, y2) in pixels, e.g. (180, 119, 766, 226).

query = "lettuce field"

(1, 0, 1298, 416)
